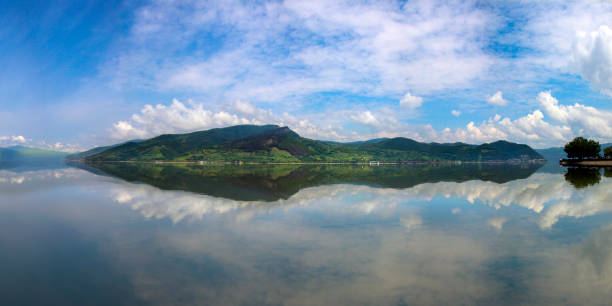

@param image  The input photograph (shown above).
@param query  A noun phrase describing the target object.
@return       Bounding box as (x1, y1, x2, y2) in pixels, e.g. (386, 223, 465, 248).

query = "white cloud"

(435, 109, 571, 147)
(83, 1, 612, 150)
(519, 1, 612, 86)
(429, 91, 612, 147)
(46, 142, 82, 153)
(486, 91, 508, 106)
(104, 0, 494, 101)
(572, 25, 612, 96)
(350, 111, 380, 127)
(234, 100, 257, 115)
(399, 92, 424, 109)
(108, 91, 612, 148)
(0, 135, 28, 146)
(110, 99, 247, 140)
(537, 91, 612, 138)
(110, 98, 343, 141)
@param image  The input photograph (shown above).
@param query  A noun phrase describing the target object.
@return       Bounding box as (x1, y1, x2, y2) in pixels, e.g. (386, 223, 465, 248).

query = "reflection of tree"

(564, 167, 601, 189)
(605, 168, 612, 178)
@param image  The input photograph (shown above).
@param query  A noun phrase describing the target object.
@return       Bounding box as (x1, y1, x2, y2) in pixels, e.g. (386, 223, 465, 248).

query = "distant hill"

(537, 143, 612, 162)
(65, 139, 143, 161)
(85, 125, 544, 163)
(536, 147, 566, 163)
(85, 125, 544, 162)
(0, 146, 68, 167)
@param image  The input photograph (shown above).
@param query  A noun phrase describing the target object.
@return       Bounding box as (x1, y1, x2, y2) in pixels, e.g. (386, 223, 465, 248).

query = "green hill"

(85, 125, 544, 163)
(65, 139, 144, 161)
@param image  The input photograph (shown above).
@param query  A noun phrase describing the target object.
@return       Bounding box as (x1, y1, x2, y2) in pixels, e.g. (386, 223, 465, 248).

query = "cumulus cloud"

(537, 91, 612, 138)
(109, 90, 612, 148)
(519, 1, 612, 84)
(486, 91, 508, 106)
(399, 92, 424, 109)
(234, 100, 257, 115)
(83, 1, 612, 150)
(0, 135, 28, 146)
(426, 91, 612, 147)
(44, 142, 83, 152)
(451, 110, 461, 117)
(436, 109, 571, 147)
(110, 99, 253, 140)
(572, 25, 612, 96)
(350, 111, 380, 127)
(110, 98, 343, 141)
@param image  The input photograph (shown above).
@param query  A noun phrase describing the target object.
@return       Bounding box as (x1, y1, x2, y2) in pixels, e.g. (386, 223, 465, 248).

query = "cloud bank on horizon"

(2, 0, 612, 149)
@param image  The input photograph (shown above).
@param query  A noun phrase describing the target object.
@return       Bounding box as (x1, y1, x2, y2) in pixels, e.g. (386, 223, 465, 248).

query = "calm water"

(1, 162, 612, 305)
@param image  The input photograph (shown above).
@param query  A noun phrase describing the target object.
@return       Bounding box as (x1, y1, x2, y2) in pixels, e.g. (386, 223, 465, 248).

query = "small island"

(559, 137, 612, 166)
(68, 124, 545, 164)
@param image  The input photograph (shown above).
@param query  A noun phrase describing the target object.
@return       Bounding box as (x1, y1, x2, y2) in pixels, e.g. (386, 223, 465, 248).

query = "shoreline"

(560, 159, 612, 166)
(70, 159, 547, 166)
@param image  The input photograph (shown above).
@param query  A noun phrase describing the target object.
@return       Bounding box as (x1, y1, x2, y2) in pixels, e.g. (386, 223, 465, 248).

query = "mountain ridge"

(83, 124, 544, 163)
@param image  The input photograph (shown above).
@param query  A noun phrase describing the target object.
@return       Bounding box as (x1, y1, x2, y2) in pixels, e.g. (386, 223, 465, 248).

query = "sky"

(1, 0, 612, 151)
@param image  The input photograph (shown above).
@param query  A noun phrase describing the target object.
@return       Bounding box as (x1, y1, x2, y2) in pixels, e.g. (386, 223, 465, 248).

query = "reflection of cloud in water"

(487, 217, 507, 231)
(110, 183, 412, 223)
(0, 169, 86, 193)
(409, 173, 572, 213)
(6, 167, 612, 305)
(539, 181, 612, 229)
(117, 210, 497, 305)
(111, 173, 612, 229)
(400, 213, 422, 231)
(0, 169, 82, 184)
(526, 224, 612, 305)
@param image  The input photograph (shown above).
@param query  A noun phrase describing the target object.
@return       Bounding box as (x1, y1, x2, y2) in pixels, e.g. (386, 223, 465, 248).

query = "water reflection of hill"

(79, 162, 543, 201)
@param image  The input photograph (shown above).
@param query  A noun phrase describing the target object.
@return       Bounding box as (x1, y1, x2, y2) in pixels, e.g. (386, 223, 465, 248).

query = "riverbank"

(560, 159, 612, 166)
(72, 159, 547, 166)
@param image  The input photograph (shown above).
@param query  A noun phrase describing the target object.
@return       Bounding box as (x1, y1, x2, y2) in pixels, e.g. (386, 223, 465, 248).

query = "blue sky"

(1, 0, 612, 150)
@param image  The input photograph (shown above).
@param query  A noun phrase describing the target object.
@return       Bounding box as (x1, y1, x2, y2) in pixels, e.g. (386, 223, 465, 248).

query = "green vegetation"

(564, 137, 601, 159)
(84, 125, 544, 163)
(65, 139, 143, 161)
(80, 162, 543, 201)
(604, 146, 612, 159)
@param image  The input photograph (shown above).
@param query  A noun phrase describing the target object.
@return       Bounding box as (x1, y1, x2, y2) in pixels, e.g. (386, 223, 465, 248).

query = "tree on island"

(564, 137, 601, 159)
(605, 146, 612, 159)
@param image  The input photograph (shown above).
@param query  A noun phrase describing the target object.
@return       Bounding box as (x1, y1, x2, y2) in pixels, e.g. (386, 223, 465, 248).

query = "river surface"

(1, 162, 612, 305)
